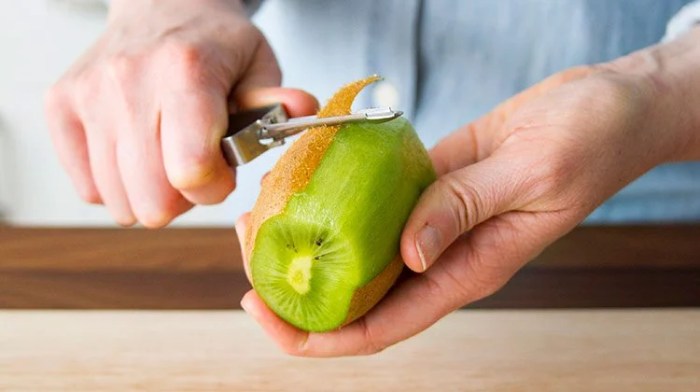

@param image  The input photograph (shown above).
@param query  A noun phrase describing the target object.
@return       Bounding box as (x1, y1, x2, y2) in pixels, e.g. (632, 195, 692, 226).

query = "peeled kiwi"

(245, 76, 436, 332)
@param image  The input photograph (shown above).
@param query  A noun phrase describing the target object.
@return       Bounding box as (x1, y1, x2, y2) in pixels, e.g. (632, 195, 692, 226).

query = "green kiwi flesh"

(251, 117, 435, 332)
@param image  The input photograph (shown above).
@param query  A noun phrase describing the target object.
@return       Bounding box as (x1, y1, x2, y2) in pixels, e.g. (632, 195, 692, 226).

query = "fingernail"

(240, 295, 258, 318)
(415, 225, 441, 272)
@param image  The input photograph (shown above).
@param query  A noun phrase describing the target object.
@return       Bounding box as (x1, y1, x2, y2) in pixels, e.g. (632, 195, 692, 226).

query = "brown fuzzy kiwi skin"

(246, 76, 412, 330)
(343, 255, 404, 326)
(244, 76, 380, 258)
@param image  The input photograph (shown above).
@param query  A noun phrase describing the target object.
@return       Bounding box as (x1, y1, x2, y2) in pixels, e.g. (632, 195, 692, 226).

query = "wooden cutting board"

(0, 309, 698, 391)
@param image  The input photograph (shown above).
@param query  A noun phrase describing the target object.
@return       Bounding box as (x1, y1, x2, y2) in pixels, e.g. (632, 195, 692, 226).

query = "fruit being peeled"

(245, 76, 436, 332)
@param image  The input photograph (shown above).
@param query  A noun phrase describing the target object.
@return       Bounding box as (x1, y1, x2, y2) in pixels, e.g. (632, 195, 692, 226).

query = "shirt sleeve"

(663, 0, 700, 42)
(242, 0, 263, 16)
(100, 0, 263, 16)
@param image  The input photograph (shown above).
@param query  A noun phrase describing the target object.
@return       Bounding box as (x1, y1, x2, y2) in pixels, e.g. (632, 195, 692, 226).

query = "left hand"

(236, 42, 697, 356)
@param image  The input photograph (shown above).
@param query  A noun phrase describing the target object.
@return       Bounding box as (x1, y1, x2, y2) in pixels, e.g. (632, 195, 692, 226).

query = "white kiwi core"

(287, 255, 313, 295)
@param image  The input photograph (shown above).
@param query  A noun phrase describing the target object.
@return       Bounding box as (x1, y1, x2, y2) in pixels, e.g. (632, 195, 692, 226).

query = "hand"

(236, 59, 686, 356)
(45, 0, 317, 227)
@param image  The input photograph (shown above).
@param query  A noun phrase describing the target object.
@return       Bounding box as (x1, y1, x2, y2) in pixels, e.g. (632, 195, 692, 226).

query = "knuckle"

(44, 83, 67, 116)
(73, 73, 102, 109)
(160, 41, 206, 84)
(427, 267, 472, 308)
(466, 265, 503, 300)
(464, 244, 516, 300)
(233, 23, 264, 46)
(106, 53, 140, 84)
(245, 24, 265, 41)
(435, 175, 485, 233)
(456, 267, 498, 304)
(431, 250, 502, 307)
(414, 272, 471, 320)
(197, 186, 232, 205)
(422, 273, 447, 300)
(358, 319, 386, 356)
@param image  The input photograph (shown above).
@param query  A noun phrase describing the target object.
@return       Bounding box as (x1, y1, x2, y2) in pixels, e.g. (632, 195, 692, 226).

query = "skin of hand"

(236, 27, 700, 357)
(45, 0, 318, 227)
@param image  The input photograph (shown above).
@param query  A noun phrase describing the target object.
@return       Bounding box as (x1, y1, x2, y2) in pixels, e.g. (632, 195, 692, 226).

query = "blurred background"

(1, 0, 698, 227)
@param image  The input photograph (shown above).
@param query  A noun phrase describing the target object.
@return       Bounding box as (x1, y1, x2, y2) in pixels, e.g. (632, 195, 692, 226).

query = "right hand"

(45, 0, 318, 227)
(235, 60, 696, 356)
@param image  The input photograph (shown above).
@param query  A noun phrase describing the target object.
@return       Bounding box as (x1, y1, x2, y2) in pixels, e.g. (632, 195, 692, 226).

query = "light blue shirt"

(252, 0, 700, 223)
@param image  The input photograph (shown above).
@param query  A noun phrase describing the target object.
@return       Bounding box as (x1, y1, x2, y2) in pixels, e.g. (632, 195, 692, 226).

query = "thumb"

(401, 158, 526, 272)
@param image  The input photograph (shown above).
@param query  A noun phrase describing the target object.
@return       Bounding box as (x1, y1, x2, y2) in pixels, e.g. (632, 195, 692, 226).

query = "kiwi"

(246, 76, 436, 332)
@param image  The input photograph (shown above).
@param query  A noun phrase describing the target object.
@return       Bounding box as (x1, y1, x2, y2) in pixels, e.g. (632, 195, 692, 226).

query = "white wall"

(0, 0, 293, 227)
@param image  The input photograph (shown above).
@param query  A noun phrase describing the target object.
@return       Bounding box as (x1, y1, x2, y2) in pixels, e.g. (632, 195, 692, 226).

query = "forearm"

(608, 27, 700, 162)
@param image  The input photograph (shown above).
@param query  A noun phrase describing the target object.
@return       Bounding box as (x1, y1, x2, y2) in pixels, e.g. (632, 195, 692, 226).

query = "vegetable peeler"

(221, 104, 403, 166)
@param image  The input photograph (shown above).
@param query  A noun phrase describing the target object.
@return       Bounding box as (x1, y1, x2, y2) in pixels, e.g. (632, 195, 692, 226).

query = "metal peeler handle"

(221, 104, 403, 167)
(259, 107, 403, 140)
(221, 104, 289, 167)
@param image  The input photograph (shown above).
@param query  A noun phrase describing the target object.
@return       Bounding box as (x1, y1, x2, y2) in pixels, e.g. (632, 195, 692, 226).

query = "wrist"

(606, 27, 700, 162)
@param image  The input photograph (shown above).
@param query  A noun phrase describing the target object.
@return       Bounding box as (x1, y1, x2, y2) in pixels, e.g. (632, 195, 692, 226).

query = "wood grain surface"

(0, 310, 698, 391)
(1, 226, 699, 309)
